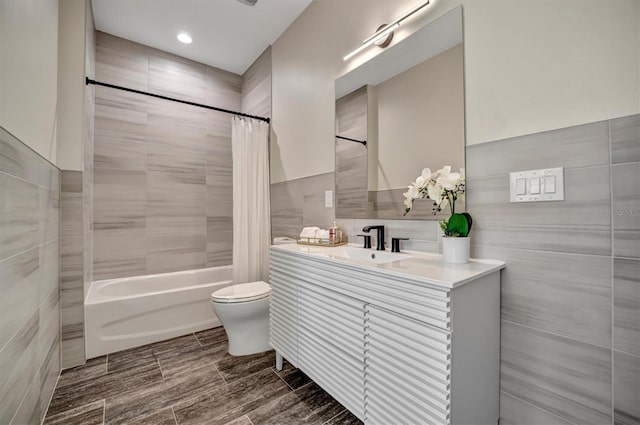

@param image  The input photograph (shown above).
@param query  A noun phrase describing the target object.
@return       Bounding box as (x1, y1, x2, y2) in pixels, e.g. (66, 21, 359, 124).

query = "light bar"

(343, 0, 430, 61)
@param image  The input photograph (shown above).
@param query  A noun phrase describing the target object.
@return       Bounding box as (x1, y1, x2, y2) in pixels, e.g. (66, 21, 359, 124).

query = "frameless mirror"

(335, 6, 464, 220)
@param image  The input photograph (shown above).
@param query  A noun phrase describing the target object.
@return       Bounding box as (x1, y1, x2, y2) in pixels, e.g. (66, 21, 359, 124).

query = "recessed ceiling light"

(177, 33, 192, 44)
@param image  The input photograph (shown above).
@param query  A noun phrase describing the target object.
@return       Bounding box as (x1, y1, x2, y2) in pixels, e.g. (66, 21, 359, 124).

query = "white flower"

(427, 182, 443, 204)
(437, 171, 461, 190)
(415, 168, 432, 189)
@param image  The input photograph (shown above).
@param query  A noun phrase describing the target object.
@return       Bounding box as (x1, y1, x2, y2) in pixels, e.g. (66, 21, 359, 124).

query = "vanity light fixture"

(343, 0, 430, 61)
(177, 32, 193, 44)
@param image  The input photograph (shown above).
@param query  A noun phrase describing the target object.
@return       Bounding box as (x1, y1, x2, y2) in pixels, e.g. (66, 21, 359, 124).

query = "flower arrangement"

(403, 166, 472, 237)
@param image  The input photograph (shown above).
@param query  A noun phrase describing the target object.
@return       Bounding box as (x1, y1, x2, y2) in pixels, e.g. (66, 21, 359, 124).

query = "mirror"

(335, 6, 464, 220)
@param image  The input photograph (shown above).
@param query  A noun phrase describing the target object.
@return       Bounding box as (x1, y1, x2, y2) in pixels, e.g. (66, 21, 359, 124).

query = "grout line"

(609, 118, 616, 425)
(105, 354, 109, 374)
(210, 358, 228, 385)
(171, 406, 179, 425)
(470, 243, 617, 260)
(321, 408, 346, 425)
(157, 358, 165, 381)
(246, 415, 256, 425)
(270, 367, 295, 391)
(501, 319, 613, 351)
(102, 399, 106, 425)
(502, 391, 579, 425)
(194, 332, 205, 348)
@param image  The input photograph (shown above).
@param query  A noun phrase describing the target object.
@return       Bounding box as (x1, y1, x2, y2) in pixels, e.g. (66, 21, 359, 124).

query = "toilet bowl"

(210, 281, 271, 356)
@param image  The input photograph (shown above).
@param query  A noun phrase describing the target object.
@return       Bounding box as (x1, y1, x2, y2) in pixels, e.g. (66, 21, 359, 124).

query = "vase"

(442, 236, 470, 264)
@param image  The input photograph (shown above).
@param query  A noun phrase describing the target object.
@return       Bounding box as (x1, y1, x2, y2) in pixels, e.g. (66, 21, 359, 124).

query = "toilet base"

(211, 296, 271, 356)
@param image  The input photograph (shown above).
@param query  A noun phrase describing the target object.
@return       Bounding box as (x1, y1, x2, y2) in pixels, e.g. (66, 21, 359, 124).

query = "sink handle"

(391, 237, 409, 253)
(357, 234, 372, 249)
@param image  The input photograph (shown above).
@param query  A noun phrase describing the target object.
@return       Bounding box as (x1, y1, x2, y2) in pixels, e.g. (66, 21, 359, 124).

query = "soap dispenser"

(329, 220, 339, 242)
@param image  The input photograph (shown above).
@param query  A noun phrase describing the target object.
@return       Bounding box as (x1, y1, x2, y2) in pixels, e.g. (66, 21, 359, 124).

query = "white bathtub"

(85, 266, 232, 359)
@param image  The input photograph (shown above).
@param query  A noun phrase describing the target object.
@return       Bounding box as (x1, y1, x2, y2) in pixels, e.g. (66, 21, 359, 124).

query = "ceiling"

(91, 0, 312, 75)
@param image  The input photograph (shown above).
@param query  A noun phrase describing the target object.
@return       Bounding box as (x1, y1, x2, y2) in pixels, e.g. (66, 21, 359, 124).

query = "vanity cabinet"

(269, 245, 504, 425)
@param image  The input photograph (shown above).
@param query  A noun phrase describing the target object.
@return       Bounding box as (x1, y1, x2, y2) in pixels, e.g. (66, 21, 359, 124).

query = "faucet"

(362, 225, 385, 251)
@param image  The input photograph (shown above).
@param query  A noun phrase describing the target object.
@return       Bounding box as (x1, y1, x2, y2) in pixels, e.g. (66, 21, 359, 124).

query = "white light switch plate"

(509, 167, 564, 202)
(325, 190, 333, 208)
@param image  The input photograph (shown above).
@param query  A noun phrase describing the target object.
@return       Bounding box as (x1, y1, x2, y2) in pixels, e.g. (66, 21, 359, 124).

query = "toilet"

(210, 281, 271, 356)
(211, 238, 294, 356)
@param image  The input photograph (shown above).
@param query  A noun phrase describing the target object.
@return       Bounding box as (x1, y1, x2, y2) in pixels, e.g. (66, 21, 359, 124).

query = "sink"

(331, 246, 412, 265)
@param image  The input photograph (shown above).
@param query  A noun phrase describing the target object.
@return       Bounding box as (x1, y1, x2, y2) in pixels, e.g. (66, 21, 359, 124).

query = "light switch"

(544, 176, 556, 193)
(510, 167, 564, 202)
(515, 178, 526, 195)
(530, 177, 541, 194)
(324, 190, 333, 208)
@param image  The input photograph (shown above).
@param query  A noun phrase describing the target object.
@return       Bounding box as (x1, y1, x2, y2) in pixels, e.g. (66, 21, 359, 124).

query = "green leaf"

(446, 213, 471, 237)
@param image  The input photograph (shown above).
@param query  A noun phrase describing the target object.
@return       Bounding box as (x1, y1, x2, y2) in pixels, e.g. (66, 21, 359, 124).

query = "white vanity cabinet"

(269, 244, 504, 425)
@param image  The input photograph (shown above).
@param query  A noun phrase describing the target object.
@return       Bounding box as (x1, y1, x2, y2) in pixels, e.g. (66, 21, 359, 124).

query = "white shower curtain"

(231, 117, 271, 284)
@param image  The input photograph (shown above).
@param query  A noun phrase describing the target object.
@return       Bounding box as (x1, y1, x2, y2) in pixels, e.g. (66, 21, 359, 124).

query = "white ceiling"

(91, 0, 312, 75)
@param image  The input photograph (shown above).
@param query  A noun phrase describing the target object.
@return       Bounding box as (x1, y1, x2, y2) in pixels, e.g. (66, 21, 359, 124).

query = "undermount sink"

(332, 246, 412, 265)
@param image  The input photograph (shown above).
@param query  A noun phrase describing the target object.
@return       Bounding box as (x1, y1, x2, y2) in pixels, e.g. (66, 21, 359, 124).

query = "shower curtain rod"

(335, 135, 367, 146)
(85, 77, 271, 123)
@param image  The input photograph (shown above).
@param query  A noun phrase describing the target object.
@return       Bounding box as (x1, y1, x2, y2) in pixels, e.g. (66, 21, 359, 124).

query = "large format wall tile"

(270, 178, 304, 239)
(93, 32, 242, 279)
(1, 172, 40, 259)
(60, 171, 85, 369)
(0, 126, 61, 423)
(499, 391, 575, 425)
(94, 87, 147, 172)
(148, 48, 208, 104)
(474, 245, 612, 347)
(270, 172, 336, 239)
(93, 168, 146, 231)
(147, 99, 206, 182)
(613, 257, 640, 355)
(612, 162, 640, 258)
(501, 321, 612, 424)
(611, 114, 640, 164)
(0, 247, 39, 351)
(613, 350, 640, 425)
(466, 121, 610, 178)
(241, 46, 271, 118)
(467, 166, 611, 255)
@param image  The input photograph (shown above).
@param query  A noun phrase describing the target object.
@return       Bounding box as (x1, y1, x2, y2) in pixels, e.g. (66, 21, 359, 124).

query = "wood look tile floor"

(44, 328, 362, 425)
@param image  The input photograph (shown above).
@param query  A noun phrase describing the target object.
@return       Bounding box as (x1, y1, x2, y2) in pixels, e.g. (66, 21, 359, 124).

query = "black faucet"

(362, 225, 385, 251)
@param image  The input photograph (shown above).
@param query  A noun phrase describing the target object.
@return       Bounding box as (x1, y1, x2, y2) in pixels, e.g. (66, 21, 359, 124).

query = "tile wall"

(0, 127, 61, 424)
(271, 172, 336, 240)
(467, 115, 640, 424)
(59, 3, 95, 370)
(93, 32, 242, 280)
(60, 171, 86, 369)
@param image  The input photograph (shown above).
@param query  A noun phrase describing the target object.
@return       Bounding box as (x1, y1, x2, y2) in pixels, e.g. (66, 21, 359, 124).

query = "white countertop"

(271, 243, 505, 289)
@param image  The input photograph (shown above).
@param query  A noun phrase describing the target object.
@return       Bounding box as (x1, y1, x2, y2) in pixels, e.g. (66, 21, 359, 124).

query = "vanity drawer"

(298, 331, 365, 420)
(298, 284, 366, 361)
(364, 305, 451, 425)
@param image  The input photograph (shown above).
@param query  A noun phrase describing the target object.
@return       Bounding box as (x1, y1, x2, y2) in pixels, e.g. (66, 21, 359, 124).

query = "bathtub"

(85, 266, 233, 359)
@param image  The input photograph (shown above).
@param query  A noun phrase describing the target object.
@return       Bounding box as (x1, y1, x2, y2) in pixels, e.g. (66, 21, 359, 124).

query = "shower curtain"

(231, 117, 271, 283)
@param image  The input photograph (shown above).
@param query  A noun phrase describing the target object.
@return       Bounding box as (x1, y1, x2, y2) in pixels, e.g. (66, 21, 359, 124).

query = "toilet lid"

(210, 281, 271, 303)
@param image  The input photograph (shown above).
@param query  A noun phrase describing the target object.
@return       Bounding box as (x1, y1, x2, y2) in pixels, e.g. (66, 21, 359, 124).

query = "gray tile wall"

(467, 115, 640, 424)
(271, 172, 335, 239)
(335, 86, 369, 219)
(242, 46, 271, 119)
(93, 32, 242, 280)
(60, 171, 86, 369)
(0, 126, 61, 424)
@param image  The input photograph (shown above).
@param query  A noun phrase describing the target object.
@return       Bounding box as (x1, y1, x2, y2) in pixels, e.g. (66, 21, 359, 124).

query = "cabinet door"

(364, 305, 451, 425)
(297, 284, 367, 420)
(269, 266, 299, 367)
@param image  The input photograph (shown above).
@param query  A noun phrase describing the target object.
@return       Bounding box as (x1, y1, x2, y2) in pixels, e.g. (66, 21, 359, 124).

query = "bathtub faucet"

(361, 225, 385, 251)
